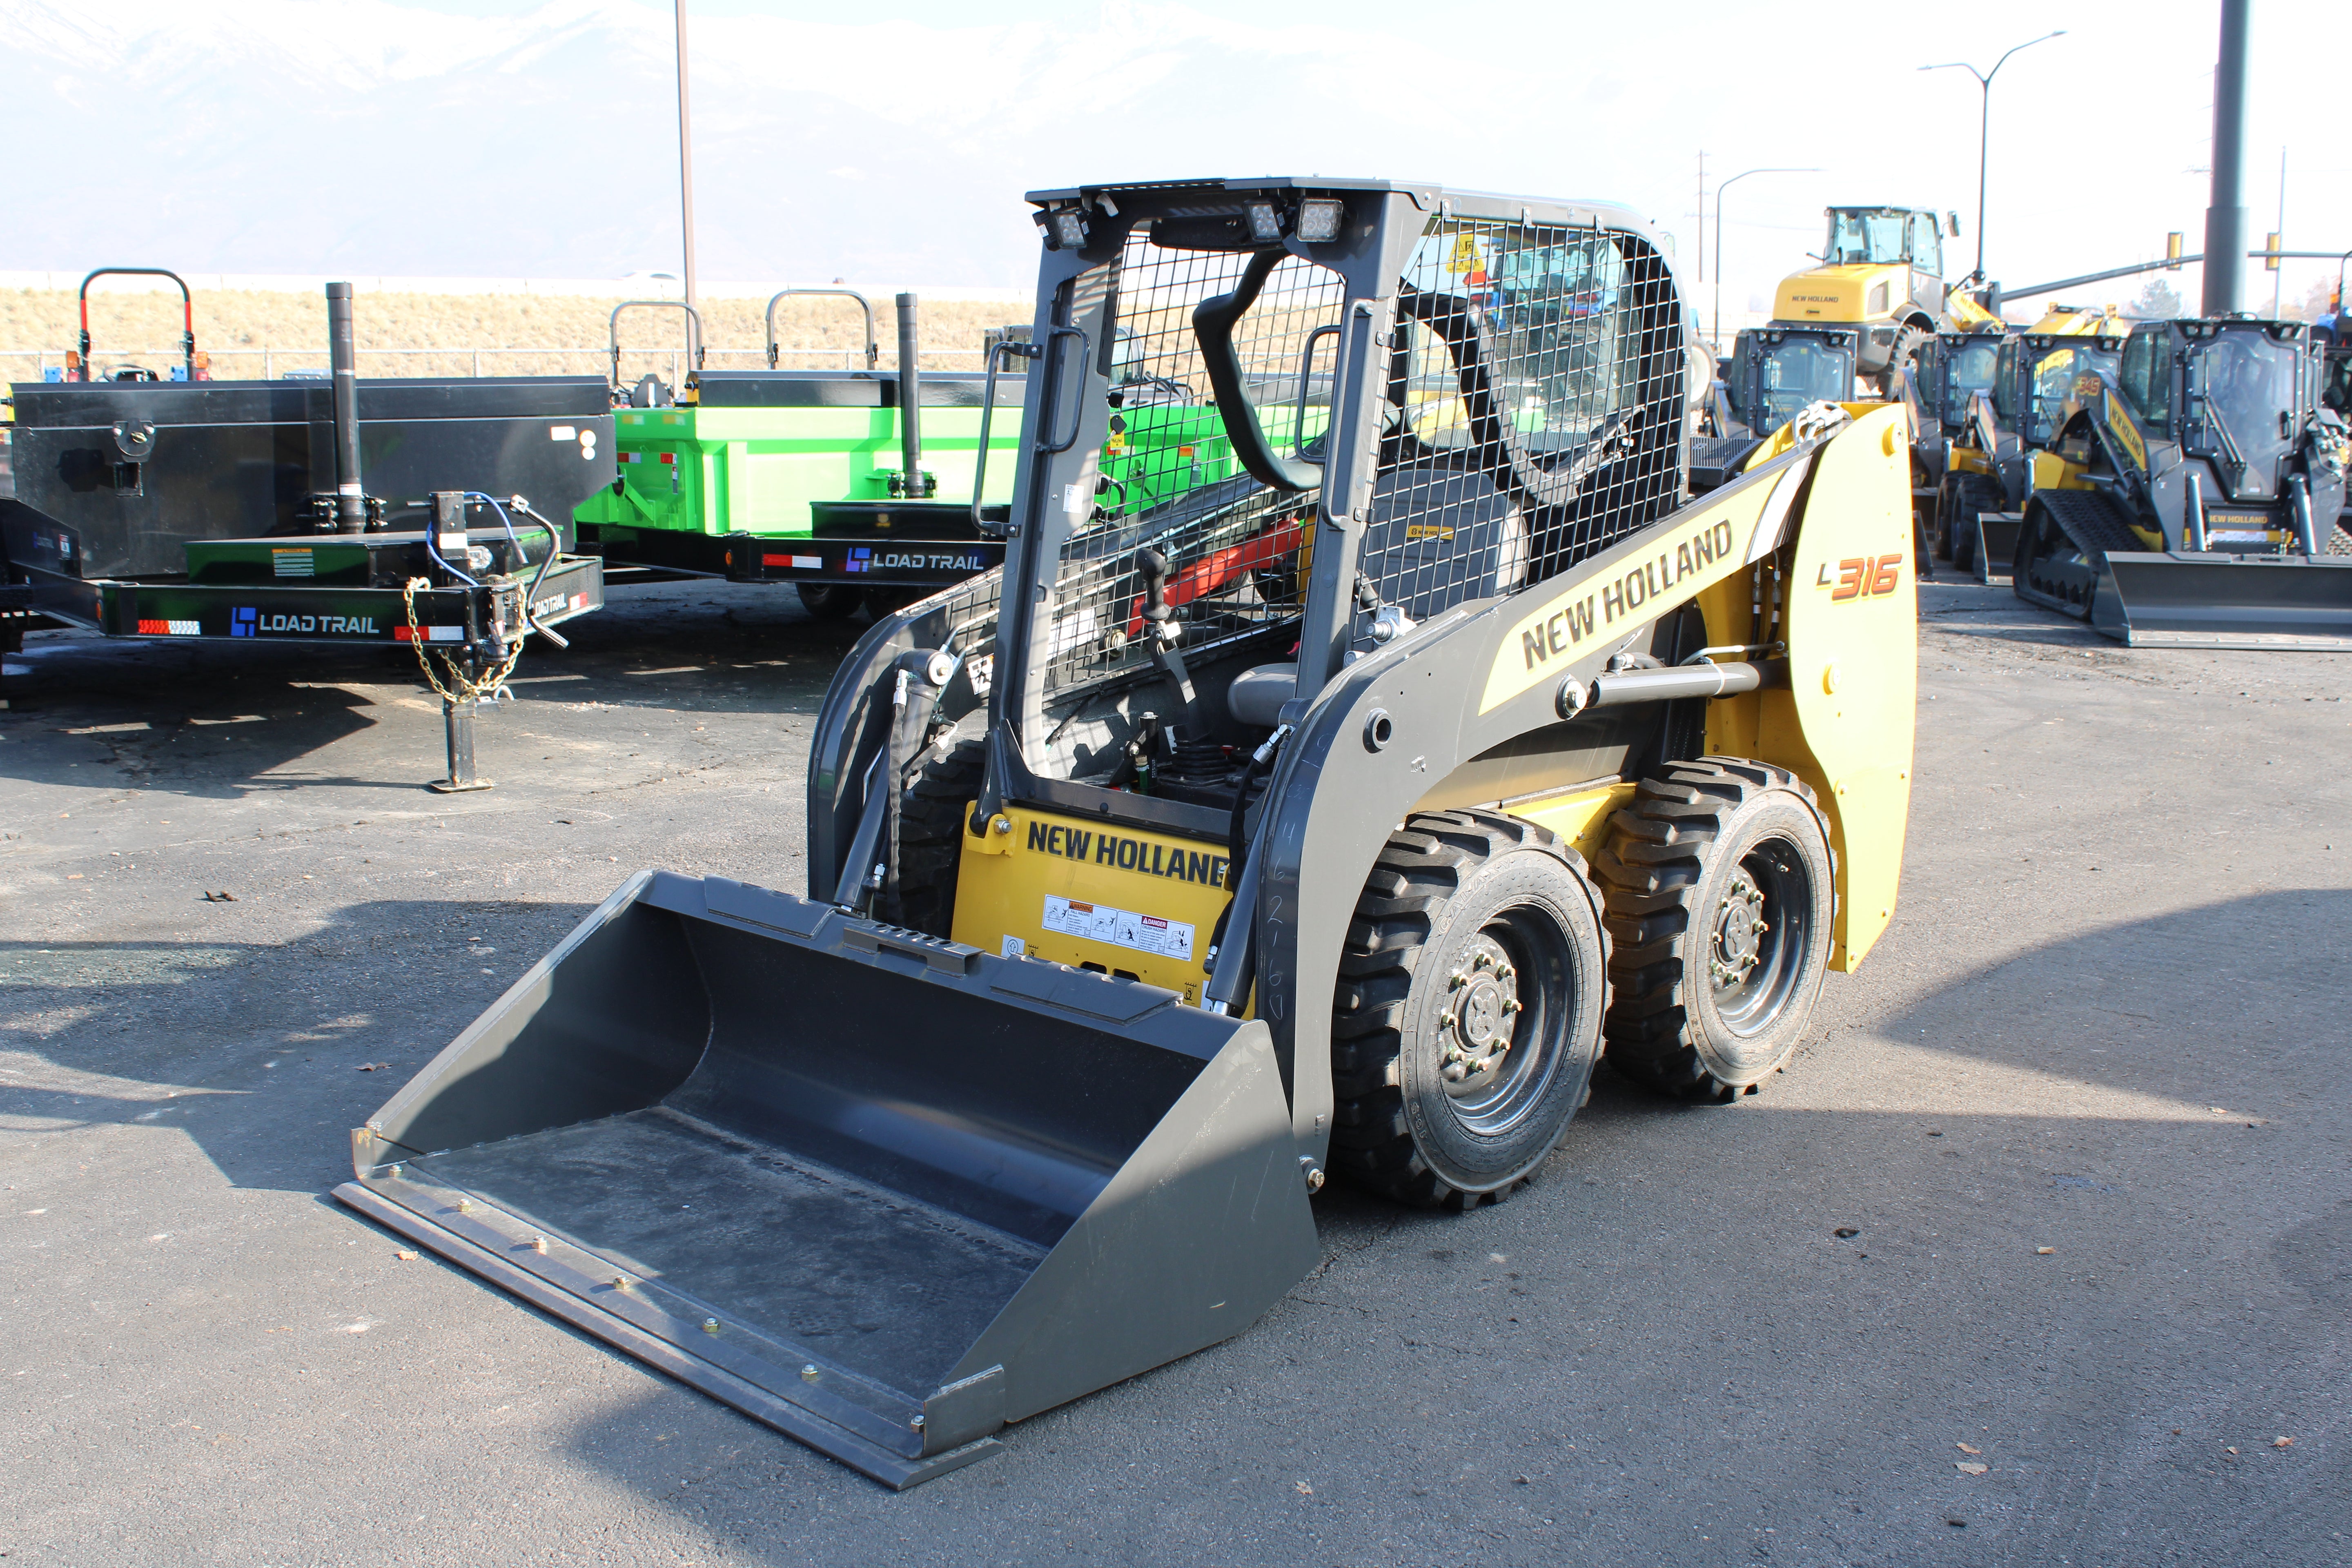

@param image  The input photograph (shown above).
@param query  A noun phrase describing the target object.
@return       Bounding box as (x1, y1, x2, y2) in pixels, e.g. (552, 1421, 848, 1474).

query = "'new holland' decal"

(1478, 455, 1809, 713)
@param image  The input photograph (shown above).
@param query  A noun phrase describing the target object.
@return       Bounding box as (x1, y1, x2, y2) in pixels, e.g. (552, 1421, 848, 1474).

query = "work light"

(1297, 199, 1343, 242)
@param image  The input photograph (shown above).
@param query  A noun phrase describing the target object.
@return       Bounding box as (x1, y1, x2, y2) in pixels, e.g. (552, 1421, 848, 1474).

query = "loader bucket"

(2100, 551, 2352, 650)
(334, 871, 1319, 1488)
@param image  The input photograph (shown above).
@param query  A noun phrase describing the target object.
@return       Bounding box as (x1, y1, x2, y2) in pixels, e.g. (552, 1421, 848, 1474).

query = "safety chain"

(403, 577, 522, 706)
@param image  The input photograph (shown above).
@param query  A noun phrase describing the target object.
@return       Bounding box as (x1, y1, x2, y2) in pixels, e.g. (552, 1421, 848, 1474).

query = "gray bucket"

(335, 871, 1318, 1487)
(2102, 551, 2352, 650)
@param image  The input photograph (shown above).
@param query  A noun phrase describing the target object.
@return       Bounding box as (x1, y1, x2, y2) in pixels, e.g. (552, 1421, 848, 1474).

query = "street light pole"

(1921, 30, 2065, 285)
(675, 0, 699, 313)
(1714, 167, 1820, 352)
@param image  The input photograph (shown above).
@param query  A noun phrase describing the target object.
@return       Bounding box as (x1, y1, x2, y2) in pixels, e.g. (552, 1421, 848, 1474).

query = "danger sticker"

(1041, 895, 1195, 962)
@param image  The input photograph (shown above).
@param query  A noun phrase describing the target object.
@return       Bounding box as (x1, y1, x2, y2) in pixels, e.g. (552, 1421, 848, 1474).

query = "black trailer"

(1, 281, 616, 786)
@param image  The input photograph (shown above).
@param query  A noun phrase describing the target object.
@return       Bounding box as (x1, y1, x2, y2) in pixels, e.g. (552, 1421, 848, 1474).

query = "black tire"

(1331, 809, 1609, 1209)
(890, 736, 985, 936)
(1877, 324, 1929, 399)
(864, 586, 922, 621)
(795, 583, 861, 619)
(1593, 761, 1834, 1103)
(2326, 523, 2352, 557)
(1930, 474, 1961, 560)
(1949, 474, 1999, 575)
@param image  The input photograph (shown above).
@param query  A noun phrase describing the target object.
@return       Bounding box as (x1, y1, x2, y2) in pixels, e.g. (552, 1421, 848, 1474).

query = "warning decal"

(1041, 895, 1195, 962)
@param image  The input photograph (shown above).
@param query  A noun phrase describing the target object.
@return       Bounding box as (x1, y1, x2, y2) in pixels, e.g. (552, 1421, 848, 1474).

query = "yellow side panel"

(952, 807, 1233, 1007)
(2029, 449, 2092, 492)
(1507, 783, 1638, 864)
(1947, 446, 1992, 477)
(1752, 403, 1917, 973)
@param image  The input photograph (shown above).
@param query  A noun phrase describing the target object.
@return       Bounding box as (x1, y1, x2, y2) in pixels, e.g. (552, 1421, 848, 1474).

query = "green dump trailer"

(574, 292, 1307, 617)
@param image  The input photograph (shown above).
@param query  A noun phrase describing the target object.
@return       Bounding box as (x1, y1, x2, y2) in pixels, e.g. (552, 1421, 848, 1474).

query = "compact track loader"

(2013, 315, 2352, 647)
(1936, 324, 2126, 575)
(337, 178, 1919, 1488)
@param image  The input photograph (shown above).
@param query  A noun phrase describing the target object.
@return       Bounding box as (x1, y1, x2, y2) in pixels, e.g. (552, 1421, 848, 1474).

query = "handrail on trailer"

(76, 268, 196, 383)
(765, 289, 878, 370)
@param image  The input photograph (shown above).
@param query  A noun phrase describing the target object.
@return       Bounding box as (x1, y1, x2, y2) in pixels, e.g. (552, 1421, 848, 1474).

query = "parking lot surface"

(2, 580, 2345, 1566)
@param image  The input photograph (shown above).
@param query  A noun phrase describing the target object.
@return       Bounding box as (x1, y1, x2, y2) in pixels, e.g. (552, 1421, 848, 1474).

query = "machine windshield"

(1942, 337, 2000, 424)
(1826, 209, 1912, 267)
(1755, 339, 1854, 427)
(2189, 331, 2300, 494)
(2023, 343, 2118, 444)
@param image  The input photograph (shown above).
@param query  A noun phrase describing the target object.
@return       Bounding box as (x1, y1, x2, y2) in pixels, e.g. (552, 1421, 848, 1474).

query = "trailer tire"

(1593, 760, 1833, 1103)
(1331, 810, 1608, 1210)
(890, 736, 987, 937)
(795, 584, 861, 620)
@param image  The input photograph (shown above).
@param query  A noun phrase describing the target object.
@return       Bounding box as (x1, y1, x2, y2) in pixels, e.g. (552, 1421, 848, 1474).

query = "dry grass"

(0, 290, 1019, 380)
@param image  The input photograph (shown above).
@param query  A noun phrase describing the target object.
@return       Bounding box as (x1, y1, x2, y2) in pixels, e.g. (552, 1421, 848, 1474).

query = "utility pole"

(1920, 30, 2066, 285)
(675, 0, 699, 313)
(1696, 151, 1705, 284)
(1713, 167, 1817, 354)
(2270, 147, 2286, 317)
(2202, 0, 2249, 316)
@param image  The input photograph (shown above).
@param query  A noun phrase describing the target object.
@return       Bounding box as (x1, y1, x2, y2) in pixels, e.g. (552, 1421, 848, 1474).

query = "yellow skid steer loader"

(336, 178, 1919, 1488)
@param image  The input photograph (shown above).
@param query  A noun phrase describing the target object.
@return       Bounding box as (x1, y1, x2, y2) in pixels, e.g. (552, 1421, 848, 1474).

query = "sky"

(4, 0, 2347, 315)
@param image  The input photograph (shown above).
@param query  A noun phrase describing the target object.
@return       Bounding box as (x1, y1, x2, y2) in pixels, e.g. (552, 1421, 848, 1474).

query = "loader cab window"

(2023, 344, 2118, 446)
(1826, 209, 1912, 267)
(1992, 338, 2023, 424)
(2120, 330, 2170, 434)
(2186, 330, 2298, 496)
(1941, 337, 2000, 426)
(1907, 212, 1943, 278)
(1751, 337, 1854, 429)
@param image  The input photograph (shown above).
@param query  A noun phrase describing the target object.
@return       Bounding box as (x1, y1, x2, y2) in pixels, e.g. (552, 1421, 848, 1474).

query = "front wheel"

(1331, 810, 1609, 1209)
(1593, 761, 1834, 1102)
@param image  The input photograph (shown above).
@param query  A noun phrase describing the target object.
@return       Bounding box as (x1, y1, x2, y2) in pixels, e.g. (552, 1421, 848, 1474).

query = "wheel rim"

(1434, 905, 1570, 1136)
(1708, 836, 1813, 1038)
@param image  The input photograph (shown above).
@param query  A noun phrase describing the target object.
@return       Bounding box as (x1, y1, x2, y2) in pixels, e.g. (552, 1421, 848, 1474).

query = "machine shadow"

(0, 895, 597, 1194)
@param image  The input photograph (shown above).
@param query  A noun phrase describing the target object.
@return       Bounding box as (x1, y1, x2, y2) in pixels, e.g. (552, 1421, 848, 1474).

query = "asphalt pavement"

(2, 578, 2345, 1566)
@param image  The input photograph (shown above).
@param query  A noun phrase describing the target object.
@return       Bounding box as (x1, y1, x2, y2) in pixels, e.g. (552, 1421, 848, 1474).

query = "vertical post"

(2202, 0, 2250, 317)
(326, 283, 367, 531)
(675, 0, 699, 314)
(895, 293, 932, 497)
(1695, 150, 1705, 284)
(427, 490, 496, 793)
(440, 678, 484, 793)
(1973, 76, 1991, 281)
(2270, 147, 2286, 317)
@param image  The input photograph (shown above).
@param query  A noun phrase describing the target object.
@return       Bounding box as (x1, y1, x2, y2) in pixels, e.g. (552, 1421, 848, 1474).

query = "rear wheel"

(1877, 324, 1929, 399)
(1593, 761, 1834, 1102)
(864, 587, 922, 621)
(795, 583, 860, 620)
(1331, 810, 1608, 1209)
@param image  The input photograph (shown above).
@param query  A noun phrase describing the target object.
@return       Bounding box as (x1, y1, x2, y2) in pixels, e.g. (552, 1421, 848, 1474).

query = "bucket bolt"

(1711, 875, 1769, 988)
(1438, 937, 1521, 1083)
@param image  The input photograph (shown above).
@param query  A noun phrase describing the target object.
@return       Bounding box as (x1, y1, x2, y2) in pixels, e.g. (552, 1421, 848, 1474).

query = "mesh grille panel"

(1040, 228, 1340, 698)
(1355, 217, 1681, 648)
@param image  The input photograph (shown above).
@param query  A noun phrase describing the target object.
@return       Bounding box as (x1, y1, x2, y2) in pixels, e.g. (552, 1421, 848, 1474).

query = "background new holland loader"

(336, 177, 1919, 1488)
(2013, 313, 2351, 647)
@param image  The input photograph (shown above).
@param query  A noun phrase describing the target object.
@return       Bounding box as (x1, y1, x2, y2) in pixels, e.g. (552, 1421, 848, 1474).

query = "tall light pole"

(675, 0, 699, 312)
(1920, 30, 2065, 285)
(1714, 167, 1819, 351)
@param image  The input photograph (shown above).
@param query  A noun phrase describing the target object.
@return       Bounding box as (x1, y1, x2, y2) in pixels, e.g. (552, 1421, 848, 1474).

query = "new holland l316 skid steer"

(336, 178, 1920, 1488)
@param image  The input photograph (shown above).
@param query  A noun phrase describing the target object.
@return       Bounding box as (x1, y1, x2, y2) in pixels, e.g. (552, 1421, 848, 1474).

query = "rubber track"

(2038, 488, 2143, 560)
(1330, 808, 1596, 1210)
(1589, 758, 1822, 1102)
